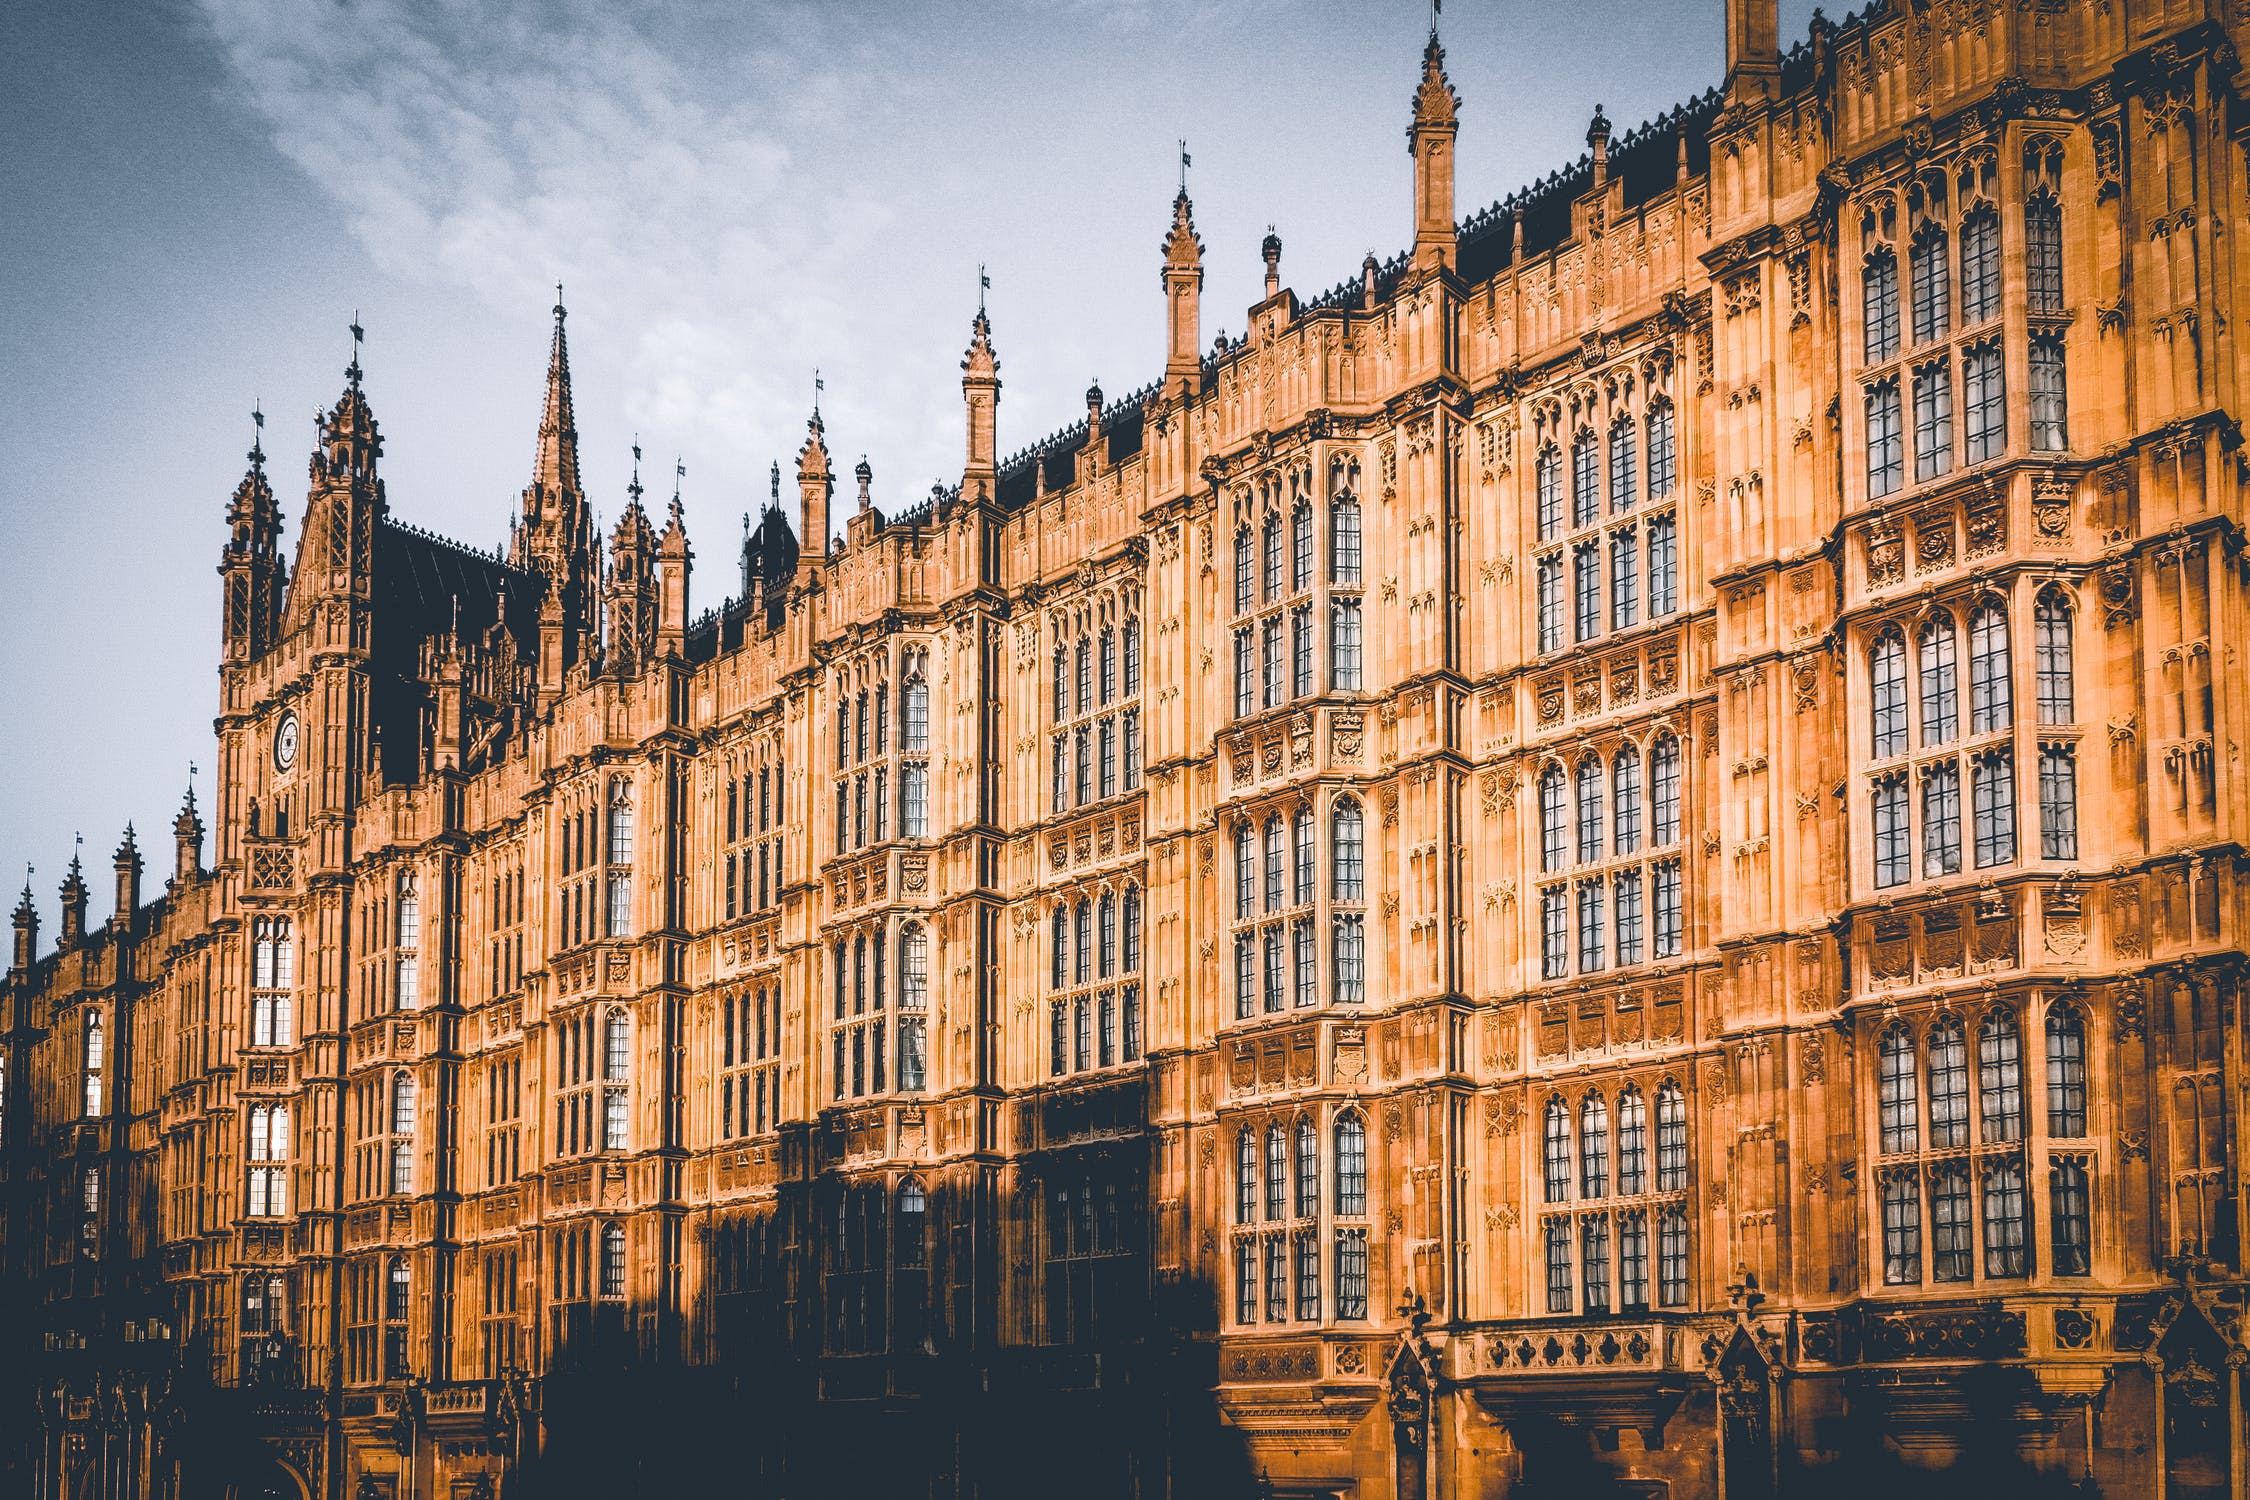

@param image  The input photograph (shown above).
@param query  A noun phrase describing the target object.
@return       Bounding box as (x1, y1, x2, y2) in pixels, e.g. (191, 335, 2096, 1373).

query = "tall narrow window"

(1234, 630, 1255, 718)
(606, 779, 634, 938)
(1331, 799, 1364, 901)
(1610, 529, 1638, 631)
(1931, 1165, 1974, 1282)
(904, 669, 929, 752)
(2035, 591, 2074, 724)
(2039, 748, 2079, 860)
(1959, 208, 2000, 325)
(1983, 1159, 2029, 1277)
(1264, 1124, 1288, 1222)
(1579, 1094, 1610, 1199)
(1616, 1088, 1647, 1196)
(1882, 1174, 1922, 1285)
(390, 1072, 417, 1195)
(1536, 445, 1563, 541)
(602, 1008, 629, 1150)
(247, 1102, 290, 1217)
(2045, 1006, 2087, 1138)
(1912, 362, 1953, 482)
(1292, 808, 1315, 905)
(1546, 1221, 1574, 1314)
(1234, 528, 1254, 614)
(2025, 197, 2063, 314)
(82, 1011, 104, 1117)
(1658, 1207, 1689, 1307)
(1921, 761, 1961, 879)
(1863, 248, 1900, 364)
(1614, 867, 1644, 968)
(1122, 619, 1141, 696)
(600, 1223, 627, 1299)
(2030, 337, 2069, 452)
(1577, 881, 1606, 974)
(1910, 223, 1950, 345)
(1540, 766, 1569, 872)
(1652, 862, 1682, 960)
(1650, 736, 1680, 846)
(1878, 1027, 1919, 1154)
(1575, 758, 1604, 865)
(1646, 514, 1677, 617)
(1235, 1129, 1257, 1225)
(1329, 599, 1362, 691)
(1919, 617, 1959, 746)
(1646, 401, 1676, 498)
(1532, 1098, 1568, 1208)
(1581, 1213, 1612, 1314)
(1291, 606, 1312, 699)
(1927, 1018, 1969, 1150)
(1963, 342, 2006, 463)
(1978, 1009, 2025, 1144)
(1098, 627, 1117, 705)
(1571, 429, 1600, 528)
(1536, 555, 1564, 654)
(1609, 417, 1637, 512)
(1873, 774, 1910, 889)
(1541, 887, 1570, 980)
(1866, 379, 1903, 498)
(1655, 1083, 1688, 1191)
(1261, 514, 1282, 603)
(1973, 748, 2017, 868)
(396, 870, 421, 1009)
(1335, 1228, 1369, 1320)
(1872, 629, 1909, 761)
(1330, 496, 1362, 586)
(1573, 540, 1601, 643)
(1292, 501, 1314, 592)
(1612, 746, 1643, 855)
(2051, 1161, 2091, 1276)
(1969, 605, 2012, 734)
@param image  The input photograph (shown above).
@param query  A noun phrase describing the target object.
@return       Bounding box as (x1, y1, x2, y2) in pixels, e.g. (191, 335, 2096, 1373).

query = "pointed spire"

(319, 314, 383, 478)
(1408, 29, 1460, 274)
(1161, 189, 1205, 399)
(534, 286, 583, 502)
(962, 302, 1001, 491)
(10, 868, 35, 973)
(1412, 29, 1459, 130)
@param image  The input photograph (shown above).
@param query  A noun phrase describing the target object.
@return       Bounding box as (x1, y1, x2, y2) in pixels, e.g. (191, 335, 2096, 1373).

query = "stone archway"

(226, 1456, 309, 1500)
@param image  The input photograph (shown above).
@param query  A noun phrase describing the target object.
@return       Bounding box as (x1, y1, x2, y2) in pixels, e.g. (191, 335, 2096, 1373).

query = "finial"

(813, 368, 823, 416)
(1178, 140, 1191, 194)
(627, 439, 643, 504)
(347, 311, 365, 387)
(553, 282, 566, 323)
(1262, 225, 1282, 297)
(249, 402, 265, 468)
(855, 455, 873, 512)
(671, 457, 685, 522)
(1086, 378, 1103, 411)
(978, 263, 990, 312)
(770, 460, 782, 512)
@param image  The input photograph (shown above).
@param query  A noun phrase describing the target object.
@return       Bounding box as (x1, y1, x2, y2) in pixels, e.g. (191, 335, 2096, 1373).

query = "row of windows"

(722, 758, 786, 922)
(1235, 495, 1361, 612)
(1231, 1114, 1370, 1324)
(720, 985, 784, 1138)
(1541, 1086, 1689, 1204)
(1534, 516, 1680, 654)
(1865, 340, 2065, 498)
(1863, 195, 2061, 370)
(829, 925, 931, 1100)
(1053, 620, 1142, 722)
(1235, 600, 1364, 713)
(1535, 401, 1678, 543)
(553, 1007, 630, 1157)
(1544, 1207, 1691, 1312)
(832, 762, 931, 852)
(1537, 739, 1682, 873)
(834, 666, 931, 767)
(1878, 1157, 2086, 1284)
(1538, 865, 1685, 978)
(1050, 711, 1142, 811)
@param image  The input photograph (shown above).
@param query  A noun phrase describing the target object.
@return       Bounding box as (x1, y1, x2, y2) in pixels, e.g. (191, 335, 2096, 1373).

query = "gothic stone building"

(7, 1, 2250, 1496)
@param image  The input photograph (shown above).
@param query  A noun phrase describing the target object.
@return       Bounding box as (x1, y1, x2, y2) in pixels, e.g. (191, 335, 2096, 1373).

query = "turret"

(1160, 191, 1204, 400)
(1587, 103, 1613, 193)
(220, 412, 285, 662)
(961, 305, 1000, 501)
(111, 826, 141, 934)
(657, 481, 691, 656)
(606, 450, 658, 676)
(1724, 0, 1780, 103)
(173, 785, 204, 888)
(11, 879, 36, 974)
(796, 411, 833, 568)
(287, 325, 387, 619)
(1079, 380, 1108, 482)
(1262, 227, 1283, 302)
(59, 851, 88, 948)
(1408, 30, 1460, 275)
(510, 293, 598, 672)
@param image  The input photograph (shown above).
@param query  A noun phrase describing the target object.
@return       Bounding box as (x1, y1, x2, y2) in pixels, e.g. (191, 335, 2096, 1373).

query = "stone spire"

(287, 318, 388, 624)
(11, 873, 37, 973)
(512, 290, 597, 674)
(59, 846, 88, 947)
(1262, 226, 1283, 301)
(221, 407, 286, 662)
(606, 446, 658, 676)
(1408, 29, 1460, 274)
(656, 461, 691, 656)
(1160, 190, 1205, 400)
(796, 409, 833, 567)
(1587, 103, 1613, 191)
(111, 825, 141, 932)
(961, 304, 1000, 498)
(173, 783, 205, 887)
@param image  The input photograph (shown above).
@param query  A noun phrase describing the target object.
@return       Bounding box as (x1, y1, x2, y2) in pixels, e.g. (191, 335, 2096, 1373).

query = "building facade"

(7, 0, 2250, 1494)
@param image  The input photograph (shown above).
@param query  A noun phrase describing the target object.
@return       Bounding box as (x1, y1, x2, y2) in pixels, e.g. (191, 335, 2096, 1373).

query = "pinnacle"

(533, 291, 582, 500)
(1412, 28, 1459, 130)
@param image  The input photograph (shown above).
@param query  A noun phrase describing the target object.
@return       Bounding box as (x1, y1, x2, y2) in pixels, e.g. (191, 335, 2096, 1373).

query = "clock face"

(274, 713, 299, 771)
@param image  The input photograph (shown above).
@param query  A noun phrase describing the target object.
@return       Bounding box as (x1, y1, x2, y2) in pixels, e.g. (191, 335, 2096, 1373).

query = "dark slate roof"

(373, 519, 542, 678)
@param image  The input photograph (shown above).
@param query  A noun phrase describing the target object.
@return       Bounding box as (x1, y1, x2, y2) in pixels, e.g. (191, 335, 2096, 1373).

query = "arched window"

(247, 1101, 289, 1217)
(1333, 1112, 1367, 1216)
(904, 668, 930, 751)
(1073, 900, 1092, 987)
(1235, 1128, 1257, 1223)
(82, 1011, 105, 1117)
(1050, 907, 1068, 991)
(607, 777, 634, 864)
(1542, 1098, 1571, 1203)
(1910, 221, 1950, 345)
(1863, 247, 1900, 364)
(1571, 428, 1600, 528)
(1121, 619, 1141, 696)
(2030, 336, 2069, 451)
(1098, 626, 1117, 705)
(1575, 757, 1604, 865)
(1918, 615, 1959, 745)
(384, 1256, 411, 1378)
(1927, 1017, 1969, 1149)
(1330, 799, 1364, 901)
(1536, 444, 1563, 541)
(1579, 1093, 1610, 1198)
(1261, 513, 1283, 602)
(1235, 527, 1255, 613)
(1052, 646, 1069, 723)
(603, 1009, 630, 1082)
(389, 1071, 417, 1195)
(1959, 207, 2000, 325)
(1292, 807, 1315, 904)
(1294, 1118, 1318, 1217)
(1263, 817, 1285, 913)
(1539, 765, 1569, 871)
(1978, 1008, 2024, 1144)
(395, 870, 420, 1009)
(594, 1222, 624, 1299)
(1612, 744, 1643, 854)
(1878, 1026, 1918, 1154)
(2045, 1005, 2087, 1137)
(1616, 1087, 1647, 1196)
(1330, 493, 1362, 586)
(1608, 415, 1637, 513)
(1655, 1083, 1688, 1191)
(1264, 1124, 1287, 1220)
(1646, 401, 1677, 499)
(1235, 824, 1257, 920)
(1969, 602, 2012, 733)
(1871, 628, 1908, 758)
(897, 1178, 927, 1267)
(1291, 500, 1313, 591)
(899, 925, 928, 1091)
(1099, 891, 1118, 977)
(1650, 737, 1680, 847)
(2035, 590, 2074, 724)
(1121, 888, 1142, 971)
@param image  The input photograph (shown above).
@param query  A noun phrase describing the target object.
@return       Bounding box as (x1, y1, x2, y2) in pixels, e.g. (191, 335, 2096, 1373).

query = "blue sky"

(0, 0, 1817, 920)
